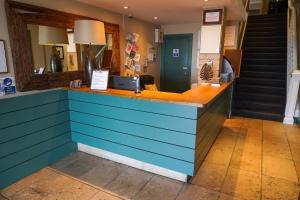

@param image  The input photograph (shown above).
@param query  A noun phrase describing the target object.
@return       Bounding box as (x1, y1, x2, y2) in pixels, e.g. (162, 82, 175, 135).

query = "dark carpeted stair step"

(233, 100, 285, 113)
(243, 46, 286, 53)
(235, 84, 286, 96)
(232, 109, 283, 121)
(234, 92, 286, 104)
(247, 21, 286, 28)
(248, 14, 287, 21)
(245, 31, 286, 37)
(246, 26, 286, 32)
(242, 58, 286, 65)
(237, 77, 286, 87)
(243, 41, 286, 48)
(244, 35, 286, 42)
(242, 52, 286, 59)
(240, 71, 286, 79)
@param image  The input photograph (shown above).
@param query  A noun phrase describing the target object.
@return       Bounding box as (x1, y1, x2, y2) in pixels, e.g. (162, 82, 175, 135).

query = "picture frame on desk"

(203, 9, 223, 25)
(0, 40, 8, 73)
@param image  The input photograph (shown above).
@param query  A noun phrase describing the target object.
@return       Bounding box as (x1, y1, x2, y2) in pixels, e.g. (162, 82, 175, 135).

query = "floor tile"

(221, 167, 261, 200)
(263, 140, 292, 160)
(235, 137, 262, 155)
(262, 130, 288, 144)
(2, 167, 126, 200)
(286, 131, 300, 147)
(50, 151, 85, 170)
(218, 193, 249, 200)
(213, 132, 238, 150)
(230, 149, 261, 175)
(223, 117, 244, 128)
(8, 172, 68, 200)
(133, 175, 183, 200)
(245, 128, 262, 141)
(219, 127, 242, 137)
(53, 178, 98, 200)
(242, 118, 263, 130)
(284, 125, 300, 134)
(294, 160, 300, 180)
(89, 191, 124, 200)
(80, 158, 128, 187)
(59, 153, 101, 178)
(191, 162, 228, 191)
(105, 167, 153, 199)
(176, 184, 219, 200)
(262, 156, 298, 182)
(262, 175, 300, 200)
(263, 120, 285, 133)
(205, 146, 233, 167)
(290, 144, 300, 162)
(1, 168, 56, 197)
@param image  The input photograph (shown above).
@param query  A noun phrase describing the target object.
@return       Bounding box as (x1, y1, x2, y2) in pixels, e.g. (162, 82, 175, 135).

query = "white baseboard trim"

(283, 116, 294, 124)
(77, 143, 188, 182)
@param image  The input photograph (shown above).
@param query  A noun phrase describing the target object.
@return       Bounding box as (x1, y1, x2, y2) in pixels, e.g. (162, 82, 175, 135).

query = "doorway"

(160, 34, 192, 93)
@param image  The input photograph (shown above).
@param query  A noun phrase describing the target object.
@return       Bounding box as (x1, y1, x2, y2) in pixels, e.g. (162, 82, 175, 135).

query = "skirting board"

(78, 143, 188, 182)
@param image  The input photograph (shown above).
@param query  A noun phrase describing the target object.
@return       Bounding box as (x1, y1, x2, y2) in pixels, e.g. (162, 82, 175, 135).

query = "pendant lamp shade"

(38, 25, 69, 45)
(74, 20, 106, 45)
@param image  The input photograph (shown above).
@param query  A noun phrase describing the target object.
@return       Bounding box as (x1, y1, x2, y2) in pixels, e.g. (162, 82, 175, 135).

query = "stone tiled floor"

(1, 117, 300, 200)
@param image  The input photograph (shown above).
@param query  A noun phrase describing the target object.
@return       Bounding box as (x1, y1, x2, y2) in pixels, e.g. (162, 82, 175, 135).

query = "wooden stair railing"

(237, 0, 250, 49)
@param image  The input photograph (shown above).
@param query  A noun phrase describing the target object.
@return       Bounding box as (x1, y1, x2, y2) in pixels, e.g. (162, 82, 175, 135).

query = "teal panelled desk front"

(0, 83, 231, 188)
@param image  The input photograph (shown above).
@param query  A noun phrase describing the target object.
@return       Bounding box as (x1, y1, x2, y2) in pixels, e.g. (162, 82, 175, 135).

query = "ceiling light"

(154, 16, 158, 20)
(124, 6, 128, 9)
(204, 0, 208, 2)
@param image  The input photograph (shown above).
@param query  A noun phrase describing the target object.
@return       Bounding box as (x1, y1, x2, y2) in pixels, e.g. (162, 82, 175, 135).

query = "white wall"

(0, 0, 160, 86)
(0, 0, 14, 78)
(161, 23, 201, 85)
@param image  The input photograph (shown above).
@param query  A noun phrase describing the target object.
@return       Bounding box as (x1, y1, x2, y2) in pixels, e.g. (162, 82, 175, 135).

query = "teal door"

(161, 34, 192, 93)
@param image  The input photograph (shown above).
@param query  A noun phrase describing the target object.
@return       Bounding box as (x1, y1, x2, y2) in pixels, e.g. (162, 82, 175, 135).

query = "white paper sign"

(91, 70, 109, 90)
(173, 49, 179, 58)
(0, 41, 8, 73)
(205, 12, 220, 22)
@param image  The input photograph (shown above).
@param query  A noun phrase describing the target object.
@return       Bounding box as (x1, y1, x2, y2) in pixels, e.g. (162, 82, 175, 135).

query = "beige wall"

(0, 0, 14, 78)
(161, 23, 202, 85)
(0, 0, 160, 85)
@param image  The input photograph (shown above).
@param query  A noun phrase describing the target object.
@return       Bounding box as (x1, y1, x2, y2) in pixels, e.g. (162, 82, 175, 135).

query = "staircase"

(232, 14, 287, 121)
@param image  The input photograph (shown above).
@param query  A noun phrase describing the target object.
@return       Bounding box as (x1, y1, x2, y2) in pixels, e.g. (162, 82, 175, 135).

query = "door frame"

(160, 34, 193, 92)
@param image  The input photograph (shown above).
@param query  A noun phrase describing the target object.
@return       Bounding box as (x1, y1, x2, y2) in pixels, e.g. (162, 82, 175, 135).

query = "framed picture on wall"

(0, 40, 8, 73)
(203, 9, 223, 25)
(55, 46, 64, 59)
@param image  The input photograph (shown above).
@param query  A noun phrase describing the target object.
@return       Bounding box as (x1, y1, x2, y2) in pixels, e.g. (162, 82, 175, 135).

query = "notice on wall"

(91, 70, 109, 90)
(224, 25, 237, 47)
(172, 49, 179, 58)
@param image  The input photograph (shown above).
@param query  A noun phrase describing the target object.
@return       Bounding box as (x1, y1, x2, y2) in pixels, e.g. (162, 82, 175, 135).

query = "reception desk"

(68, 83, 232, 181)
(0, 82, 231, 188)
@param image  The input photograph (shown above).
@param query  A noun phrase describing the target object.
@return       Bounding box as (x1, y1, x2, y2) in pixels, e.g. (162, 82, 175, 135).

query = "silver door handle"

(182, 67, 188, 70)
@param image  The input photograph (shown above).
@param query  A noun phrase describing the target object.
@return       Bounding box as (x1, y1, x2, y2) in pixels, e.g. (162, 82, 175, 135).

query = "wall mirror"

(5, 0, 120, 91)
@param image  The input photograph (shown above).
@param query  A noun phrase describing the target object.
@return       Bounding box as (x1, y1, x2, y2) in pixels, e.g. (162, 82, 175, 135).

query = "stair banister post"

(283, 70, 300, 124)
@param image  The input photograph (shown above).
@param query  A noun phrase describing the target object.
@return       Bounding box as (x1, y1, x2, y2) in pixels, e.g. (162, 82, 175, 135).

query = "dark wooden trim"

(202, 9, 223, 25)
(5, 0, 120, 91)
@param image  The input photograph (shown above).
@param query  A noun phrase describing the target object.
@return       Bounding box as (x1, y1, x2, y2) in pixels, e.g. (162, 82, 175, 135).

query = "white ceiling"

(76, 0, 246, 24)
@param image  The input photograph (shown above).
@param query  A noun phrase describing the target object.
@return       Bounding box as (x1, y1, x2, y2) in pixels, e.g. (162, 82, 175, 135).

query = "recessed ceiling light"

(204, 0, 208, 2)
(124, 6, 128, 9)
(154, 16, 158, 20)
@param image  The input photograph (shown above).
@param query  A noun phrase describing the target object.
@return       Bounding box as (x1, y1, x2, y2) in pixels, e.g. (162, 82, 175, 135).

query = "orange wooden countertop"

(66, 82, 232, 108)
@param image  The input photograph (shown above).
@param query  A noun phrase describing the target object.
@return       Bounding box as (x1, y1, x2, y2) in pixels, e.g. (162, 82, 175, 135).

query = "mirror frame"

(5, 0, 121, 91)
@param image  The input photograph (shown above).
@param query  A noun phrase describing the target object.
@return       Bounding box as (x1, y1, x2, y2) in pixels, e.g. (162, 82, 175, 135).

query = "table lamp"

(39, 26, 69, 73)
(74, 20, 106, 86)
